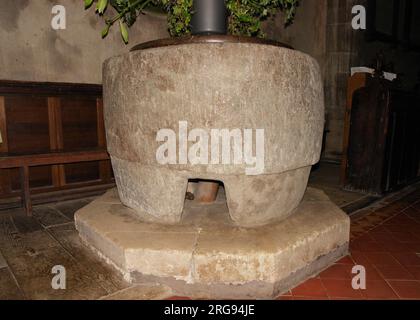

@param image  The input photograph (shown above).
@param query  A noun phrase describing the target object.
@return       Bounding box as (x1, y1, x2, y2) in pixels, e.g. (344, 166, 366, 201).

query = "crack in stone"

(186, 227, 202, 284)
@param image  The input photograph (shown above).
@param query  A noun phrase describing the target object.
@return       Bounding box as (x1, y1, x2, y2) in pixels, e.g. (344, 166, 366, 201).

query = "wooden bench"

(0, 149, 109, 216)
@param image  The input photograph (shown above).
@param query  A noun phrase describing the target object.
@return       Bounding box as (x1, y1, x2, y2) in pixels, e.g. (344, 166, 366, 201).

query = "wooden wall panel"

(0, 80, 112, 201)
(9, 166, 53, 190)
(341, 73, 369, 184)
(5, 96, 50, 153)
(5, 96, 52, 189)
(96, 99, 112, 183)
(0, 96, 8, 152)
(0, 96, 11, 194)
(61, 96, 99, 183)
(48, 97, 66, 187)
(65, 161, 100, 184)
(344, 77, 420, 194)
(61, 97, 98, 150)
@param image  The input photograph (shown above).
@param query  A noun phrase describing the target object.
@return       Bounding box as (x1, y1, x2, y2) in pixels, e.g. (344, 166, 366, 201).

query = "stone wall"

(0, 0, 169, 84)
(263, 0, 328, 79)
(266, 0, 390, 162)
(319, 0, 420, 161)
(265, 0, 351, 161)
(322, 0, 364, 161)
(356, 0, 420, 90)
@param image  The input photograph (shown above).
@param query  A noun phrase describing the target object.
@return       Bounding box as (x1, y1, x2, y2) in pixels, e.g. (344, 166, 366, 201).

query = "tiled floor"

(308, 163, 378, 212)
(0, 197, 133, 300)
(0, 182, 419, 300)
(278, 186, 420, 300)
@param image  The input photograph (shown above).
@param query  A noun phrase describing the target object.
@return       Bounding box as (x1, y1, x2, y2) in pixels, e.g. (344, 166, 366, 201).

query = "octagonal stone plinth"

(103, 36, 324, 227)
(75, 187, 350, 299)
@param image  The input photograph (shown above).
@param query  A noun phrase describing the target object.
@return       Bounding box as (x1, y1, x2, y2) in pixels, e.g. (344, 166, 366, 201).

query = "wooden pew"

(0, 149, 109, 216)
(0, 80, 113, 214)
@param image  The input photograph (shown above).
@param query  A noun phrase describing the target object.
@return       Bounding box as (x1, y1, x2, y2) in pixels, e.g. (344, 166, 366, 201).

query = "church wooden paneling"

(48, 97, 66, 187)
(343, 76, 420, 195)
(0, 96, 11, 194)
(0, 80, 113, 202)
(97, 99, 112, 182)
(4, 95, 52, 189)
(61, 96, 100, 183)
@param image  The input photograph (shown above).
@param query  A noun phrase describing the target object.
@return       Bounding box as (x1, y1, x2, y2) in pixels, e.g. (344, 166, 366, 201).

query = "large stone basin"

(103, 36, 324, 227)
(79, 36, 347, 298)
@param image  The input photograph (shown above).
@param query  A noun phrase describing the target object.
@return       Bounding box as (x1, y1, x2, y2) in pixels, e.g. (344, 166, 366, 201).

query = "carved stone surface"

(75, 188, 350, 299)
(103, 37, 324, 227)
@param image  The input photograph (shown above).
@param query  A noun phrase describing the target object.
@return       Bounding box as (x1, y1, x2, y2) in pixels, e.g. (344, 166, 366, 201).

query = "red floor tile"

(406, 242, 420, 252)
(390, 232, 420, 243)
(321, 279, 364, 299)
(387, 280, 420, 299)
(319, 264, 354, 279)
(404, 207, 420, 218)
(336, 255, 355, 265)
(361, 280, 398, 300)
(365, 252, 401, 266)
(285, 190, 420, 300)
(349, 253, 383, 281)
(373, 208, 398, 217)
(291, 278, 328, 298)
(404, 223, 420, 233)
(382, 241, 414, 253)
(392, 252, 420, 267)
(389, 203, 411, 212)
(355, 234, 376, 242)
(412, 202, 420, 211)
(369, 232, 393, 242)
(375, 264, 415, 280)
(383, 214, 416, 225)
(364, 265, 386, 281)
(351, 251, 371, 266)
(405, 266, 420, 280)
(293, 296, 328, 300)
(350, 240, 386, 252)
(385, 224, 414, 233)
(370, 225, 392, 233)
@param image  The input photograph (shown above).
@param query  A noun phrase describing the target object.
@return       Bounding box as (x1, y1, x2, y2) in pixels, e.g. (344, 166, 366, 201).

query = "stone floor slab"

(0, 250, 7, 269)
(33, 205, 70, 227)
(75, 187, 350, 299)
(54, 198, 94, 220)
(0, 268, 24, 300)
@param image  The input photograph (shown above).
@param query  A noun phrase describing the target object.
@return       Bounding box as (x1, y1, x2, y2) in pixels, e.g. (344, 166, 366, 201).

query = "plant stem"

(106, 0, 152, 26)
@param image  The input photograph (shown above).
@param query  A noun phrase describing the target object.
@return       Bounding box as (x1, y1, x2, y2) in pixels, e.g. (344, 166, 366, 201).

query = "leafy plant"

(84, 0, 299, 44)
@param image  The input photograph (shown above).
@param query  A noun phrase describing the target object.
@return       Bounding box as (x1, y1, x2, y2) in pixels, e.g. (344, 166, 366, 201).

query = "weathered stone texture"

(75, 187, 350, 299)
(103, 41, 324, 226)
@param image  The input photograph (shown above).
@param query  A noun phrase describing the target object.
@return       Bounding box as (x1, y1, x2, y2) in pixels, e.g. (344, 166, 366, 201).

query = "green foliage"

(84, 0, 299, 43)
(226, 0, 299, 37)
(163, 0, 193, 37)
(84, 0, 94, 9)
